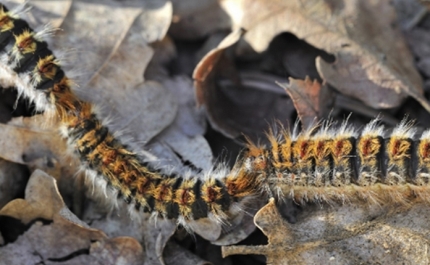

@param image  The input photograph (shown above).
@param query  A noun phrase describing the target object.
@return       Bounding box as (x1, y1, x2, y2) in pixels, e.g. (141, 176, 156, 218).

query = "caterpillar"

(0, 3, 261, 227)
(1, 2, 430, 231)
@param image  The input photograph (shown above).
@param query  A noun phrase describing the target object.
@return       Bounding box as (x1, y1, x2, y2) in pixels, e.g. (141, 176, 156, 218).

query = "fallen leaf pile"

(2, 0, 430, 264)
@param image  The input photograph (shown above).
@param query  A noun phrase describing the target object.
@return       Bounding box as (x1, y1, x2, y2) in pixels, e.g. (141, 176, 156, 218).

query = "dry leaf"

(211, 206, 257, 246)
(278, 77, 334, 129)
(0, 169, 83, 224)
(0, 116, 80, 202)
(169, 0, 231, 39)
(51, 0, 171, 83)
(163, 241, 211, 265)
(222, 199, 293, 264)
(194, 29, 293, 141)
(82, 197, 178, 265)
(91, 237, 145, 265)
(145, 36, 178, 81)
(162, 76, 206, 137)
(221, 0, 430, 111)
(148, 76, 213, 173)
(0, 170, 144, 265)
(223, 198, 430, 264)
(7, 0, 71, 29)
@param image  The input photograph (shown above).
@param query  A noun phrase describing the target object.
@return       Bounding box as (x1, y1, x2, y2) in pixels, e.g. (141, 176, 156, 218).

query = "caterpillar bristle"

(5, 2, 430, 235)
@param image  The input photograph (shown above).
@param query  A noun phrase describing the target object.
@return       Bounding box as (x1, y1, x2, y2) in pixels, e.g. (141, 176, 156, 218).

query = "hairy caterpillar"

(0, 3, 261, 227)
(1, 2, 430, 231)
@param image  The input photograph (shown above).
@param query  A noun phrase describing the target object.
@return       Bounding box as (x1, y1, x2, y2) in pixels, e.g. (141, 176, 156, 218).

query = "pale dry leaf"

(0, 115, 80, 200)
(223, 198, 430, 264)
(88, 80, 177, 151)
(144, 216, 177, 265)
(222, 198, 293, 264)
(278, 77, 334, 129)
(186, 218, 223, 242)
(0, 170, 75, 223)
(0, 217, 106, 265)
(149, 127, 213, 174)
(85, 0, 172, 87)
(162, 76, 206, 137)
(134, 0, 173, 44)
(163, 241, 211, 265)
(148, 76, 213, 173)
(221, 0, 430, 111)
(91, 237, 145, 265)
(7, 0, 71, 29)
(82, 200, 177, 265)
(0, 116, 65, 166)
(0, 170, 144, 265)
(169, 0, 231, 40)
(52, 0, 145, 83)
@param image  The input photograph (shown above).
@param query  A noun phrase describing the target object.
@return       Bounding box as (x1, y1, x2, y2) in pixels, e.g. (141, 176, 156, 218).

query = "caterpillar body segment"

(244, 120, 430, 205)
(0, 3, 261, 225)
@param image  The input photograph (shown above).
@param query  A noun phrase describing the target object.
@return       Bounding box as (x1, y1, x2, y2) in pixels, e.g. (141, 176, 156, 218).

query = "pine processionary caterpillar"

(2, 3, 430, 230)
(0, 3, 262, 227)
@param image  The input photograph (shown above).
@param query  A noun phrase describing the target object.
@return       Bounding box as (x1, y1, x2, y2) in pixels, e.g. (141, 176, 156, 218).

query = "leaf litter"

(220, 0, 429, 111)
(2, 0, 430, 264)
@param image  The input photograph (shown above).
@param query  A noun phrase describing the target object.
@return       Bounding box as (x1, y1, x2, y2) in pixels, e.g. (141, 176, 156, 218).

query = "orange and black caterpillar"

(0, 3, 261, 226)
(2, 2, 430, 229)
(246, 120, 430, 205)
